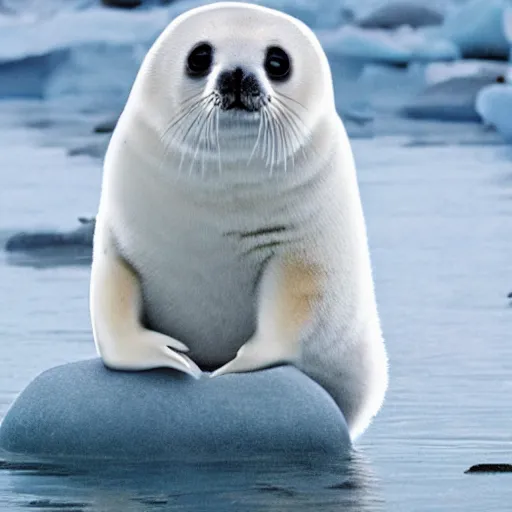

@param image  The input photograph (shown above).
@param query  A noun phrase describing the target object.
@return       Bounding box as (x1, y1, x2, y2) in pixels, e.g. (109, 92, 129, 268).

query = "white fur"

(90, 2, 388, 441)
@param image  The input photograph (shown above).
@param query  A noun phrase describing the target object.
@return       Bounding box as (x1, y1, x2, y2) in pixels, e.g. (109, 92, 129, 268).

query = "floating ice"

(0, 0, 360, 103)
(472, 4, 512, 141)
(505, 5, 512, 44)
(356, 2, 444, 30)
(401, 61, 508, 121)
(439, 0, 510, 60)
(476, 82, 512, 141)
(320, 25, 458, 65)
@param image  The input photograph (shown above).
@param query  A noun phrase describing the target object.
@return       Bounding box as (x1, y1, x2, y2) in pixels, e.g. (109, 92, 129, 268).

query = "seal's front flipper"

(211, 255, 324, 378)
(142, 329, 190, 353)
(139, 330, 202, 378)
(90, 223, 202, 379)
(210, 334, 296, 377)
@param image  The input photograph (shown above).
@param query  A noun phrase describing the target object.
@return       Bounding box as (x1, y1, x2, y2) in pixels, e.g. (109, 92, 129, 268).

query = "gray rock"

(101, 0, 142, 8)
(93, 117, 118, 134)
(0, 359, 350, 461)
(465, 464, 512, 473)
(356, 2, 444, 29)
(100, 0, 177, 7)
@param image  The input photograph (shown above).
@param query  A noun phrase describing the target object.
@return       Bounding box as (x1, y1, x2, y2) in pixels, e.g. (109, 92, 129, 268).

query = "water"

(1, 99, 512, 509)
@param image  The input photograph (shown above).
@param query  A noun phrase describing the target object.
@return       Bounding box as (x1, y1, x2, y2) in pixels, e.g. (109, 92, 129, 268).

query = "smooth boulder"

(0, 358, 350, 461)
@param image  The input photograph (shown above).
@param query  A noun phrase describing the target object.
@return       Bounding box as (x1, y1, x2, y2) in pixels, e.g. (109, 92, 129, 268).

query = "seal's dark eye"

(264, 46, 291, 81)
(186, 43, 213, 77)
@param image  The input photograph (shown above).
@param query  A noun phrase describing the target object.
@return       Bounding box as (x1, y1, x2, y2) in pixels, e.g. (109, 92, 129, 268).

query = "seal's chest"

(120, 216, 263, 362)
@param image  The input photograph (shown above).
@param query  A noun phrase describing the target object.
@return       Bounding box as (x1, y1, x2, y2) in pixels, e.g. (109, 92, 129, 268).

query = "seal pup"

(90, 2, 388, 440)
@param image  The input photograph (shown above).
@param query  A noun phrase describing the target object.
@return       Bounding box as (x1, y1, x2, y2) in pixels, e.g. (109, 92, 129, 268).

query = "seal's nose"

(216, 67, 262, 111)
(217, 67, 245, 96)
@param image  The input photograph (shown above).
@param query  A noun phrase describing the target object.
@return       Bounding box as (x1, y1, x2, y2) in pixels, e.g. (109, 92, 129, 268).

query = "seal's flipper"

(210, 335, 297, 377)
(142, 330, 190, 353)
(211, 255, 324, 378)
(90, 223, 201, 379)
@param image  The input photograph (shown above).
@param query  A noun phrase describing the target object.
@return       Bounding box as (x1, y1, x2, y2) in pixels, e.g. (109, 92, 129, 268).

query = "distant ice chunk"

(356, 2, 444, 30)
(318, 24, 459, 117)
(423, 60, 509, 85)
(0, 6, 171, 62)
(320, 26, 411, 65)
(0, 5, 173, 102)
(319, 25, 458, 66)
(0, 0, 359, 102)
(393, 26, 459, 62)
(472, 4, 512, 137)
(439, 0, 510, 60)
(505, 6, 512, 44)
(0, 50, 67, 99)
(44, 43, 143, 110)
(401, 60, 508, 122)
(402, 75, 506, 122)
(476, 82, 512, 141)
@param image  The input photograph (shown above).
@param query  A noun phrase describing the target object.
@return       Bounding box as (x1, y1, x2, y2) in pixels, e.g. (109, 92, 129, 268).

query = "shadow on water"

(0, 451, 383, 511)
(3, 248, 92, 270)
(1, 218, 94, 269)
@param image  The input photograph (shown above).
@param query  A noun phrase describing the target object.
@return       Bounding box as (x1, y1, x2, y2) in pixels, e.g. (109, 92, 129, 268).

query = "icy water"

(0, 100, 511, 511)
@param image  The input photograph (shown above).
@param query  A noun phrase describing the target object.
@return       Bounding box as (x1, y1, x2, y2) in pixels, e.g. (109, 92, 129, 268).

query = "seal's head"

(131, 2, 335, 174)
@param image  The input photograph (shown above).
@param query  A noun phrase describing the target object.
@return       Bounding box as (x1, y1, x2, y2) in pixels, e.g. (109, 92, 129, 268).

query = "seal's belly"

(116, 211, 262, 368)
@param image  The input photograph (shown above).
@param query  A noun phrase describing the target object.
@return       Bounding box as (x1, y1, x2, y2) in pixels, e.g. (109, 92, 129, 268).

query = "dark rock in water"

(93, 117, 118, 134)
(101, 0, 143, 8)
(460, 49, 510, 62)
(465, 463, 512, 473)
(0, 359, 350, 461)
(508, 292, 512, 299)
(5, 217, 95, 252)
(400, 73, 506, 122)
(356, 2, 443, 29)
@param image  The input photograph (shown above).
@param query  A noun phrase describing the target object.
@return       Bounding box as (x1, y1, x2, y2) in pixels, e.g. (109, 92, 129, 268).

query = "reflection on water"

(0, 452, 382, 512)
(4, 248, 92, 269)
